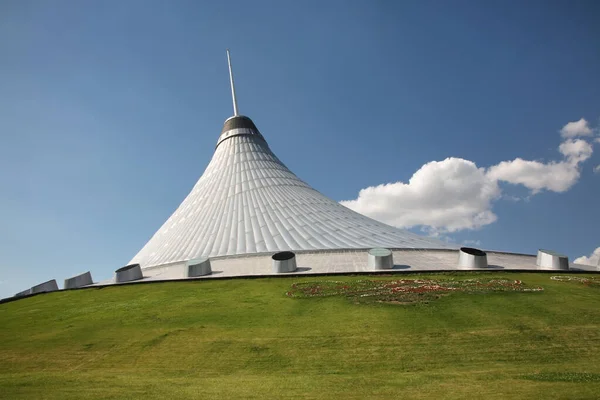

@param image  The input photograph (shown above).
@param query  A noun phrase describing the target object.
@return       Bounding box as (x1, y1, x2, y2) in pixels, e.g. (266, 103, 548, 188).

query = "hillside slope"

(1, 272, 600, 399)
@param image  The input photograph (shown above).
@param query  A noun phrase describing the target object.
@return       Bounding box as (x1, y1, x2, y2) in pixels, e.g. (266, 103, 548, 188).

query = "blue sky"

(1, 0, 599, 297)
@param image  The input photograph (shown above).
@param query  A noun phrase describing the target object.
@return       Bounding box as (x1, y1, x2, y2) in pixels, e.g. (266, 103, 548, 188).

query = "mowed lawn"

(1, 272, 600, 399)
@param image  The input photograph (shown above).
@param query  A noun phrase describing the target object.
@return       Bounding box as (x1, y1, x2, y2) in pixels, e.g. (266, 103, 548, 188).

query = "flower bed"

(551, 275, 600, 288)
(286, 278, 543, 305)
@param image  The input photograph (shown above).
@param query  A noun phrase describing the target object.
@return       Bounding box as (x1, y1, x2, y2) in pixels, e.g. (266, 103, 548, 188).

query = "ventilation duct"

(368, 248, 394, 270)
(458, 247, 488, 269)
(64, 271, 93, 289)
(115, 264, 143, 283)
(187, 258, 212, 277)
(536, 249, 569, 270)
(272, 251, 297, 273)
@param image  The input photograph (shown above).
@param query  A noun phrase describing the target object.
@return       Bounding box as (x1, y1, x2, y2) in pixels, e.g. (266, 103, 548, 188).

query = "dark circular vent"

(272, 251, 295, 261)
(460, 247, 486, 257)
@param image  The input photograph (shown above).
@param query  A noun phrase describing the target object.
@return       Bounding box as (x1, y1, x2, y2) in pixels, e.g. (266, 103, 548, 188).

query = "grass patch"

(1, 272, 600, 399)
(522, 372, 600, 383)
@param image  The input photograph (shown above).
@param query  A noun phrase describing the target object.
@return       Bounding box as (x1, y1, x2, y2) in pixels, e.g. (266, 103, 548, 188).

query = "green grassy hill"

(2, 272, 600, 399)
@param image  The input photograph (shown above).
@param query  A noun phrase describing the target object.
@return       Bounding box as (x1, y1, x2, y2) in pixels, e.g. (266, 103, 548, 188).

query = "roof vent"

(368, 248, 394, 270)
(272, 251, 297, 273)
(458, 247, 488, 269)
(536, 249, 569, 270)
(15, 281, 57, 297)
(64, 271, 93, 289)
(115, 264, 143, 283)
(31, 279, 59, 294)
(14, 289, 32, 297)
(187, 258, 212, 277)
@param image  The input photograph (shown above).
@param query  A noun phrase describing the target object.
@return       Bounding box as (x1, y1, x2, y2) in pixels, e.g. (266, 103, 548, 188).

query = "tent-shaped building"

(128, 51, 455, 277)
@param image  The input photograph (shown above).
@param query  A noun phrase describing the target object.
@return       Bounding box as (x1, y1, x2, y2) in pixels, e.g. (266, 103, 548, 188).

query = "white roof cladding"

(129, 115, 455, 269)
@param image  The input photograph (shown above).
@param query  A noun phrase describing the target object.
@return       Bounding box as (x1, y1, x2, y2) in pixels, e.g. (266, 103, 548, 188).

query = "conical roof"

(129, 115, 454, 269)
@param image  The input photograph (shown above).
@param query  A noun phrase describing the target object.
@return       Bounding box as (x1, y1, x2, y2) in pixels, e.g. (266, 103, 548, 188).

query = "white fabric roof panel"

(129, 115, 455, 269)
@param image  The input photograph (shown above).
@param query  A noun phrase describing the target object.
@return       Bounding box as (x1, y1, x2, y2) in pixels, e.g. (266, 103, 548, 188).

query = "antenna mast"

(226, 49, 239, 116)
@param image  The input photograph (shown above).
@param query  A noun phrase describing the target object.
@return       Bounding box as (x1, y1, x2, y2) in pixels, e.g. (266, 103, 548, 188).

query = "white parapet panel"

(367, 248, 394, 270)
(272, 251, 297, 273)
(536, 249, 569, 270)
(64, 271, 93, 289)
(30, 279, 59, 294)
(115, 264, 143, 283)
(187, 258, 212, 277)
(458, 247, 488, 269)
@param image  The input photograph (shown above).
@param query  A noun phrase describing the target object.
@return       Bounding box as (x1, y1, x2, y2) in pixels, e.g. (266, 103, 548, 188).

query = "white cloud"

(560, 118, 593, 138)
(594, 165, 600, 174)
(341, 157, 500, 234)
(574, 247, 600, 266)
(342, 117, 596, 234)
(596, 137, 600, 143)
(487, 139, 592, 194)
(463, 239, 481, 246)
(559, 139, 593, 164)
(487, 159, 581, 193)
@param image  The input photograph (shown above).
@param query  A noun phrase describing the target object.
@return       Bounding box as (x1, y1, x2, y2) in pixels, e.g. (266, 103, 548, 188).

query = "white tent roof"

(129, 115, 455, 269)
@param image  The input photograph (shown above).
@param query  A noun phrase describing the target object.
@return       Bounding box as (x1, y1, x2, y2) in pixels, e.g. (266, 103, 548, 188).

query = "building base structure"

(6, 247, 598, 300)
(87, 248, 598, 287)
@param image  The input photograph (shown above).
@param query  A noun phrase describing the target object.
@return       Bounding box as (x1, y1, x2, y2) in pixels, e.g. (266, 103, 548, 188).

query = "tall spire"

(226, 49, 239, 116)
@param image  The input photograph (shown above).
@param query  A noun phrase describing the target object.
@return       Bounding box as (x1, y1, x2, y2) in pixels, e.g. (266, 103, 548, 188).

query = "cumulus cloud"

(487, 159, 581, 193)
(560, 118, 593, 138)
(341, 158, 500, 234)
(463, 239, 481, 246)
(559, 139, 594, 163)
(486, 138, 592, 193)
(342, 117, 596, 233)
(574, 247, 600, 266)
(594, 165, 600, 174)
